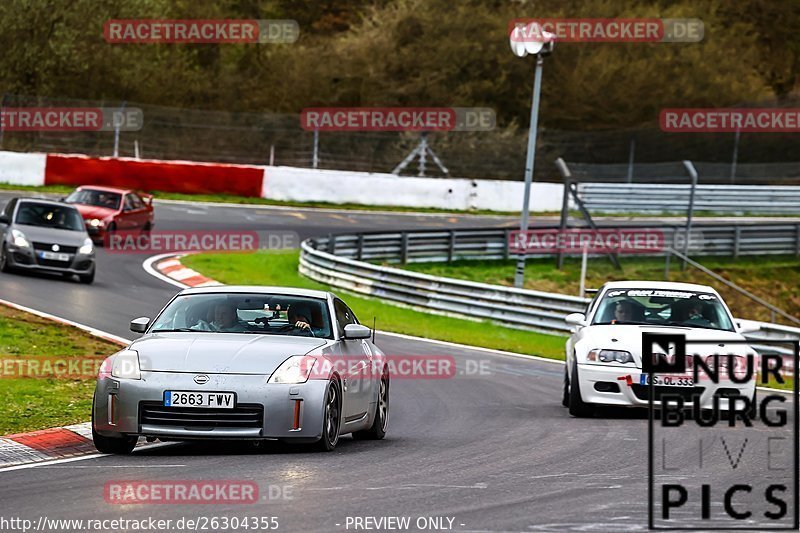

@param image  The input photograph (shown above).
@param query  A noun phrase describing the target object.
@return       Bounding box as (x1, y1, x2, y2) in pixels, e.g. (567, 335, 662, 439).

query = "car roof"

(16, 197, 76, 208)
(600, 280, 718, 293)
(76, 185, 132, 194)
(178, 285, 333, 300)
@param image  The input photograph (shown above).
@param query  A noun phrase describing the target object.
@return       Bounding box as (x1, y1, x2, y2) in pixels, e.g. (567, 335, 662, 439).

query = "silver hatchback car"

(0, 197, 96, 283)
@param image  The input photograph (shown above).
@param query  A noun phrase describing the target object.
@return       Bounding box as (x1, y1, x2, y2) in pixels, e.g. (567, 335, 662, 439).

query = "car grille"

(139, 402, 264, 430)
(32, 242, 78, 254)
(631, 385, 705, 402)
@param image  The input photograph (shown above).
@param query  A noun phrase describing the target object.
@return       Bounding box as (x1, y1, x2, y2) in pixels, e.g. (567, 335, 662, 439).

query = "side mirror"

(344, 324, 371, 339)
(130, 316, 151, 333)
(0, 214, 8, 225)
(565, 312, 587, 327)
(736, 320, 760, 335)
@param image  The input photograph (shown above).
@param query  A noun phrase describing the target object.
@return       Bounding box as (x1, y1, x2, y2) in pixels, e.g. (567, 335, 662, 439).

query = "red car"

(64, 186, 154, 243)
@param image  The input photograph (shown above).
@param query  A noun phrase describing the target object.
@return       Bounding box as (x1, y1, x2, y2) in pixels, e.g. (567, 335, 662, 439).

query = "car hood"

(72, 204, 116, 219)
(577, 325, 749, 365)
(14, 224, 87, 245)
(131, 333, 328, 374)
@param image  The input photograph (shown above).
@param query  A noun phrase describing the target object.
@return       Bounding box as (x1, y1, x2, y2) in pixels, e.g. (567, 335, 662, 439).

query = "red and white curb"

(144, 253, 220, 289)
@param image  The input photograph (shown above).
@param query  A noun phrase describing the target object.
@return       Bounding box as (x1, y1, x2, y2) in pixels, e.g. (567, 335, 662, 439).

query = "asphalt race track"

(0, 191, 795, 532)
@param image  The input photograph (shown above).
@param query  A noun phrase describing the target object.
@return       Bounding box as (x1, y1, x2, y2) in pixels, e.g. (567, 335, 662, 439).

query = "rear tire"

(561, 366, 570, 407)
(313, 379, 341, 451)
(91, 396, 137, 454)
(568, 360, 595, 418)
(353, 368, 389, 440)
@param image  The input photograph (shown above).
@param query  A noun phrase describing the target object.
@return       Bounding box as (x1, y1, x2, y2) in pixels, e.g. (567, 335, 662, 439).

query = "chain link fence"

(2, 94, 800, 183)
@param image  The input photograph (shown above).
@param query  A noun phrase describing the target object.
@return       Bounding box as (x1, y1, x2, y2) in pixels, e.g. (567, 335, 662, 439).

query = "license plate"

(39, 251, 70, 261)
(164, 391, 235, 409)
(640, 374, 694, 387)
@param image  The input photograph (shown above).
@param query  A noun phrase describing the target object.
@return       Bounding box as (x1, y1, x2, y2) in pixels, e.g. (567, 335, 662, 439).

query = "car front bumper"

(576, 363, 756, 410)
(93, 371, 329, 442)
(7, 244, 94, 275)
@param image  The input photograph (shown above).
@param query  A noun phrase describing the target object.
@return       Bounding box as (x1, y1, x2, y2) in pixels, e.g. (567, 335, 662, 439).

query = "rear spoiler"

(140, 192, 154, 205)
(585, 289, 599, 295)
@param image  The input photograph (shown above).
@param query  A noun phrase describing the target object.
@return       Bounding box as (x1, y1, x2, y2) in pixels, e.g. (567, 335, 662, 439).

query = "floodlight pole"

(513, 54, 545, 288)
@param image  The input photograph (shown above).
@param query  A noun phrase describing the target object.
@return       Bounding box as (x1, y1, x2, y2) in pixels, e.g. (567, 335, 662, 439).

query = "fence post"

(448, 230, 455, 262)
(312, 130, 319, 168)
(356, 234, 364, 261)
(327, 233, 335, 254)
(554, 157, 572, 269)
(796, 224, 800, 258)
(664, 251, 671, 280)
(681, 160, 698, 270)
(503, 228, 511, 261)
(733, 226, 741, 259)
(401, 232, 409, 264)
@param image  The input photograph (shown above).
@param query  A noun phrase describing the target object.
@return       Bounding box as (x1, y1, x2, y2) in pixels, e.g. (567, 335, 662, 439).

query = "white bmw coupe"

(563, 281, 758, 417)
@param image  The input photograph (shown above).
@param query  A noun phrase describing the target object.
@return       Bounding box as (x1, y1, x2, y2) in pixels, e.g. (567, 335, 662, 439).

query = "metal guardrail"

(316, 223, 800, 263)
(577, 183, 800, 214)
(299, 227, 800, 374)
(299, 239, 588, 333)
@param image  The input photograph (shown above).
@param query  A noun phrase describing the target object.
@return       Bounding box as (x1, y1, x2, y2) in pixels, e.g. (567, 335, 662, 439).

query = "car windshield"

(149, 293, 333, 339)
(65, 189, 122, 210)
(15, 202, 85, 231)
(591, 288, 735, 332)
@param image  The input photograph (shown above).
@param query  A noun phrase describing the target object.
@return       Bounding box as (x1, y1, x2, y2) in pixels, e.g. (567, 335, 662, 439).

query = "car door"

(0, 198, 17, 243)
(123, 193, 148, 230)
(334, 298, 372, 422)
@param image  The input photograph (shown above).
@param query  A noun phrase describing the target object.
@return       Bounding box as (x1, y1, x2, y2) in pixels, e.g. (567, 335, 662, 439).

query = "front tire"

(91, 396, 137, 454)
(79, 266, 95, 284)
(568, 360, 595, 418)
(0, 243, 11, 273)
(561, 366, 570, 407)
(314, 379, 342, 451)
(353, 367, 389, 440)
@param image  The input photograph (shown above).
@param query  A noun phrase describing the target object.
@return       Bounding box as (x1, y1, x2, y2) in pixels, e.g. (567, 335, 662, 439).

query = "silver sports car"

(92, 286, 389, 453)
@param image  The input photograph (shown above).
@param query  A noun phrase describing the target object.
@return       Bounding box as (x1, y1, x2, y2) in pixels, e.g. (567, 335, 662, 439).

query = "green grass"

(181, 250, 566, 360)
(0, 305, 121, 434)
(401, 255, 800, 325)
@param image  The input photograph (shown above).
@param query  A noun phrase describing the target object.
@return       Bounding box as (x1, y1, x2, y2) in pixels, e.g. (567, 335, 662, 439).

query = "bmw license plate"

(164, 391, 235, 409)
(39, 251, 70, 261)
(640, 374, 694, 387)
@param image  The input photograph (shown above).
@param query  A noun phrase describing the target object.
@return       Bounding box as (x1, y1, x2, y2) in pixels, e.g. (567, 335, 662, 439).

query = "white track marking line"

(141, 253, 190, 289)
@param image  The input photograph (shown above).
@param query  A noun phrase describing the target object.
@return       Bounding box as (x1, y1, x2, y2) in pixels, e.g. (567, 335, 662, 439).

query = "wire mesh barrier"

(3, 94, 800, 182)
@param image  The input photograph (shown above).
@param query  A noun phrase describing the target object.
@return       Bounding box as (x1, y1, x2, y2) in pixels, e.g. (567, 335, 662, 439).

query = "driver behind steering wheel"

(285, 303, 318, 337)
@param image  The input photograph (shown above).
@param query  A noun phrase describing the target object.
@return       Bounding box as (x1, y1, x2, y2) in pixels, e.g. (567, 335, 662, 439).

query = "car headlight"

(111, 350, 141, 380)
(78, 237, 94, 255)
(268, 355, 316, 384)
(587, 348, 635, 364)
(88, 218, 103, 228)
(11, 229, 30, 248)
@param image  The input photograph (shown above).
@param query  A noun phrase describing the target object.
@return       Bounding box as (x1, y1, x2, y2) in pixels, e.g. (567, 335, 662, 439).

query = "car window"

(65, 189, 121, 210)
(3, 198, 17, 219)
(128, 193, 144, 209)
(591, 288, 735, 331)
(14, 202, 85, 231)
(149, 293, 334, 339)
(334, 299, 358, 336)
(123, 195, 137, 211)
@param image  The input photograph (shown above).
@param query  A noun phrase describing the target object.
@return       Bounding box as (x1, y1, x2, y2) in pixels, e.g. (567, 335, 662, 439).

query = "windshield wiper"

(151, 328, 198, 332)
